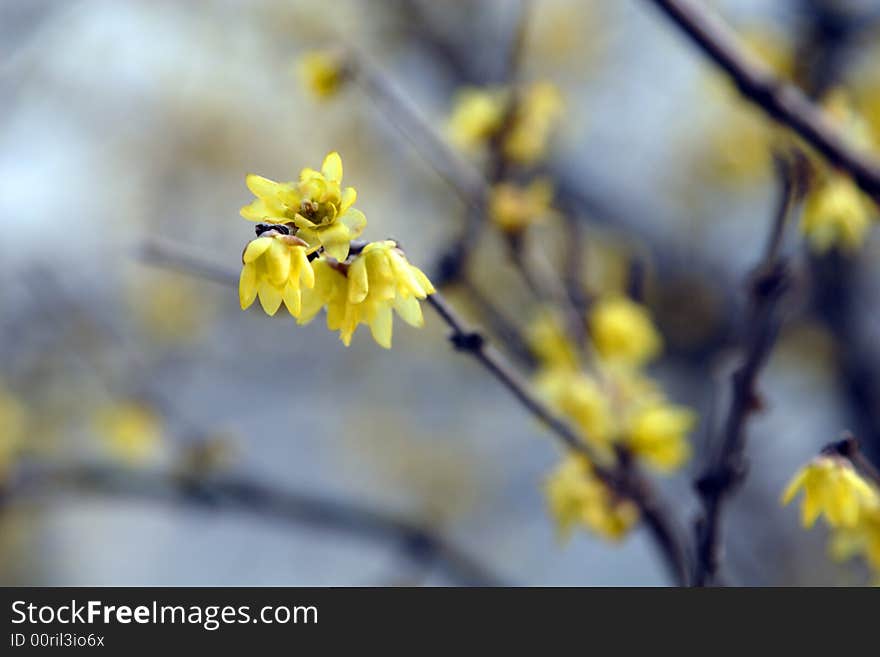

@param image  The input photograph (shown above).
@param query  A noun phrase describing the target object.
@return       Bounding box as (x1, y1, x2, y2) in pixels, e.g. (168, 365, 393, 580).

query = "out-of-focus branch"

(350, 54, 489, 212)
(426, 293, 691, 585)
(141, 240, 238, 287)
(643, 0, 880, 200)
(4, 463, 505, 587)
(692, 158, 798, 586)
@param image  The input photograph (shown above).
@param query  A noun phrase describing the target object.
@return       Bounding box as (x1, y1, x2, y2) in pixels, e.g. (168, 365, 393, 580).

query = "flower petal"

(321, 151, 343, 182)
(243, 237, 273, 264)
(320, 223, 352, 261)
(369, 304, 393, 348)
(257, 280, 283, 316)
(265, 240, 292, 285)
(239, 263, 258, 309)
(339, 187, 357, 214)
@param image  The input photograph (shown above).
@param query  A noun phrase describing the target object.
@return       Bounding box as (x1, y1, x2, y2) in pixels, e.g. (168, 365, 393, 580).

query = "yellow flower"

(94, 401, 162, 465)
(0, 387, 27, 481)
(297, 50, 347, 99)
(537, 369, 615, 450)
(624, 403, 695, 472)
(240, 152, 366, 260)
(527, 310, 579, 372)
(782, 456, 880, 528)
(447, 81, 564, 164)
(239, 231, 315, 317)
(801, 172, 874, 253)
(489, 179, 555, 233)
(504, 81, 565, 164)
(589, 296, 662, 367)
(447, 87, 507, 152)
(298, 241, 435, 348)
(545, 455, 638, 541)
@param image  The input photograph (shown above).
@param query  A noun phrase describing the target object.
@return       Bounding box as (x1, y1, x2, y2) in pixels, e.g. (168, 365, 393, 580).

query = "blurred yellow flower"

(694, 28, 793, 186)
(527, 310, 579, 372)
(801, 172, 874, 253)
(297, 50, 347, 99)
(624, 402, 695, 472)
(132, 274, 208, 344)
(0, 387, 27, 481)
(447, 88, 507, 152)
(239, 231, 315, 317)
(447, 82, 564, 164)
(504, 81, 565, 165)
(240, 152, 366, 260)
(489, 179, 555, 233)
(298, 241, 435, 348)
(545, 455, 638, 541)
(782, 456, 879, 528)
(589, 296, 662, 368)
(537, 369, 615, 450)
(94, 401, 163, 465)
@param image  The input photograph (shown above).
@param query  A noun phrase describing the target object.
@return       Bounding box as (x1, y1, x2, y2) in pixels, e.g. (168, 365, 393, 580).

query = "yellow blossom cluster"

(448, 82, 564, 165)
(489, 179, 556, 233)
(782, 454, 880, 580)
(589, 296, 662, 368)
(799, 92, 878, 253)
(94, 401, 163, 465)
(545, 455, 638, 541)
(534, 298, 696, 541)
(239, 152, 435, 348)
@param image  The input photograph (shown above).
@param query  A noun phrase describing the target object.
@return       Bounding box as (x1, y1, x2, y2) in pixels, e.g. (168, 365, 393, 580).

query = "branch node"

(449, 330, 485, 352)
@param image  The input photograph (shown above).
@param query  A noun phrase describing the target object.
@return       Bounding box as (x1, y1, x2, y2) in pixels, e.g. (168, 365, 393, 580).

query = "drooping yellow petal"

(257, 280, 283, 316)
(369, 304, 393, 348)
(394, 295, 424, 327)
(282, 283, 302, 317)
(243, 237, 273, 264)
(348, 255, 369, 304)
(239, 263, 258, 309)
(295, 248, 315, 288)
(781, 469, 808, 506)
(265, 240, 292, 285)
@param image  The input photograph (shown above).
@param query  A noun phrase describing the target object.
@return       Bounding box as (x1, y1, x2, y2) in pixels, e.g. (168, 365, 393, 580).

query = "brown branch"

(426, 293, 691, 585)
(644, 0, 880, 200)
(692, 158, 797, 586)
(3, 463, 504, 587)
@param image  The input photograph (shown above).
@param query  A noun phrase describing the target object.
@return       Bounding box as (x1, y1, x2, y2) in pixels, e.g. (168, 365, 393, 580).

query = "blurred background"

(2, 0, 880, 586)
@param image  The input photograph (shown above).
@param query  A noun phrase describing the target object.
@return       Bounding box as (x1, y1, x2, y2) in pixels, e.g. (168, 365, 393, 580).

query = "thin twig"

(3, 463, 504, 587)
(426, 293, 691, 585)
(692, 158, 796, 586)
(644, 0, 880, 200)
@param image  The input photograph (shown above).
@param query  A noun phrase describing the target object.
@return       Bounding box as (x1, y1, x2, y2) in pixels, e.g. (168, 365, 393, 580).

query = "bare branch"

(692, 157, 797, 586)
(644, 0, 880, 200)
(4, 463, 505, 587)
